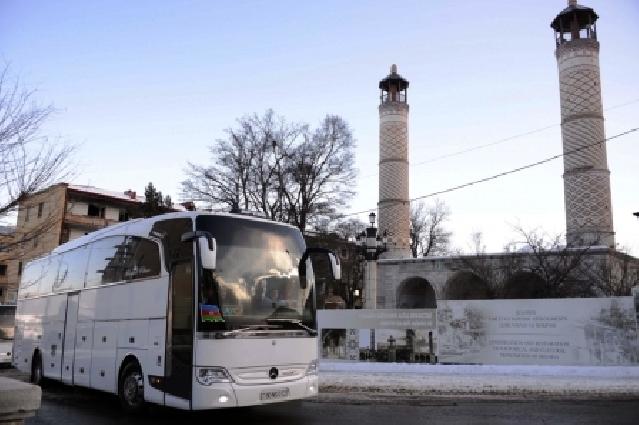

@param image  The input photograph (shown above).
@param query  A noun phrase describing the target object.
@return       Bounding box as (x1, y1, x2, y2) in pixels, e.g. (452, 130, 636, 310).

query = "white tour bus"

(12, 212, 340, 411)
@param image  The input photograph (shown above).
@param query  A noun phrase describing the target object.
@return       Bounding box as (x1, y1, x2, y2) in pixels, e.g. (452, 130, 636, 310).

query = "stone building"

(370, 1, 639, 309)
(376, 248, 639, 309)
(0, 227, 15, 301)
(0, 183, 146, 303)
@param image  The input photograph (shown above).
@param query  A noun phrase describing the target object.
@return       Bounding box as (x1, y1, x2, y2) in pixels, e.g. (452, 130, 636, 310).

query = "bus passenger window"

(122, 237, 161, 280)
(54, 246, 89, 291)
(19, 260, 44, 298)
(86, 236, 126, 287)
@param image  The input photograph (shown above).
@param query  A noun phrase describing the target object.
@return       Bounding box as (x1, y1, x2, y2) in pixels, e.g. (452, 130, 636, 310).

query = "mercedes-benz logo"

(268, 367, 279, 380)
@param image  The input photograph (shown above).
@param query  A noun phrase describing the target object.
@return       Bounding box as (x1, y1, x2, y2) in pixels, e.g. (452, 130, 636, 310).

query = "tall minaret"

(378, 64, 411, 258)
(551, 1, 615, 248)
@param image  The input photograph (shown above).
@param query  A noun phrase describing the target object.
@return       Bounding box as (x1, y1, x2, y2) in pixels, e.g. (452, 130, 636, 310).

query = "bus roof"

(51, 211, 300, 255)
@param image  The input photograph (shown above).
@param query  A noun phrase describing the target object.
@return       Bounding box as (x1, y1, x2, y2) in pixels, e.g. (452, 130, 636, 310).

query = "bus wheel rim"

(124, 372, 143, 406)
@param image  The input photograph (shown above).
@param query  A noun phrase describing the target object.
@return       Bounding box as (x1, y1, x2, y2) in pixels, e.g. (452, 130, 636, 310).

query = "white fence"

(318, 296, 639, 366)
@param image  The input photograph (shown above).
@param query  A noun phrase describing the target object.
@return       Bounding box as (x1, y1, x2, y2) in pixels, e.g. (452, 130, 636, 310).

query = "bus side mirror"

(328, 252, 341, 281)
(181, 231, 217, 270)
(199, 236, 216, 270)
(298, 248, 341, 289)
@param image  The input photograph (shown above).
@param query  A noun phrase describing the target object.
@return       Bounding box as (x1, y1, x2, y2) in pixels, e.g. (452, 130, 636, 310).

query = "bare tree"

(182, 111, 356, 231)
(333, 217, 367, 240)
(0, 65, 74, 257)
(445, 224, 639, 300)
(182, 125, 258, 212)
(282, 115, 356, 231)
(581, 249, 639, 297)
(409, 199, 451, 258)
(510, 225, 594, 297)
(182, 110, 305, 217)
(470, 231, 486, 255)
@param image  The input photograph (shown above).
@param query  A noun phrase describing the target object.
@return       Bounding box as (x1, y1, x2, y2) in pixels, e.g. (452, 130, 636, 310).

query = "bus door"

(164, 259, 194, 401)
(152, 218, 194, 403)
(61, 292, 80, 384)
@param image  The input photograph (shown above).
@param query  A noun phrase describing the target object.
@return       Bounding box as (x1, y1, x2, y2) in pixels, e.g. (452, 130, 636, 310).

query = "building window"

(0, 264, 7, 276)
(37, 202, 44, 218)
(119, 210, 129, 222)
(88, 204, 106, 218)
(18, 261, 22, 276)
(25, 207, 31, 222)
(33, 236, 38, 248)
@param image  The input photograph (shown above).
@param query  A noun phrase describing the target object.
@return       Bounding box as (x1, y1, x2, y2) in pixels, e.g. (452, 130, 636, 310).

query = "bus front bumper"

(191, 375, 318, 409)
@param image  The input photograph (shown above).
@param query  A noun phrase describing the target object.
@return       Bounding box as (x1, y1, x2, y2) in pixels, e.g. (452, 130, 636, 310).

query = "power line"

(344, 126, 638, 218)
(358, 97, 639, 180)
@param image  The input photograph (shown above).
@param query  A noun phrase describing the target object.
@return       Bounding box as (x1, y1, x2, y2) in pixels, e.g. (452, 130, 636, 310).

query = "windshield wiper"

(216, 324, 282, 339)
(265, 318, 317, 336)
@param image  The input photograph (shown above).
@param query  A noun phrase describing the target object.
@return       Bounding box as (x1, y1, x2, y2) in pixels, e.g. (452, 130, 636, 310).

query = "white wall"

(68, 201, 88, 216)
(104, 207, 119, 221)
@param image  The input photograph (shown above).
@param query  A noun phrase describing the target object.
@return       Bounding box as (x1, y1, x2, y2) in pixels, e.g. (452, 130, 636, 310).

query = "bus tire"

(30, 351, 43, 386)
(118, 361, 145, 413)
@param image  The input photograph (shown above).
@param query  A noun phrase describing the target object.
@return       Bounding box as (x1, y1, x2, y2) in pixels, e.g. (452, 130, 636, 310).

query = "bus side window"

(38, 256, 58, 296)
(19, 257, 57, 298)
(86, 236, 126, 287)
(54, 246, 89, 292)
(19, 260, 43, 298)
(122, 237, 161, 281)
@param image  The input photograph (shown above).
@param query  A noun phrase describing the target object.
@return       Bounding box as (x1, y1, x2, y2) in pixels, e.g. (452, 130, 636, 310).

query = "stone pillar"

(554, 4, 615, 248)
(363, 260, 377, 309)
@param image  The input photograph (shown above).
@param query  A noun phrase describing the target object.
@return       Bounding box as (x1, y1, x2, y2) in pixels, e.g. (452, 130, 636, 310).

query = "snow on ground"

(319, 361, 639, 398)
(320, 361, 639, 378)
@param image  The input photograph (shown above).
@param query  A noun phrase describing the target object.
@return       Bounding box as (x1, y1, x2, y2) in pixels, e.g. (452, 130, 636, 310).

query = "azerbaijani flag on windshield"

(200, 304, 225, 323)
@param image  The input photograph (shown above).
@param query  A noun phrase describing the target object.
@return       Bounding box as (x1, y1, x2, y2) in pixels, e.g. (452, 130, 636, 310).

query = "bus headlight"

(305, 360, 318, 376)
(196, 367, 233, 385)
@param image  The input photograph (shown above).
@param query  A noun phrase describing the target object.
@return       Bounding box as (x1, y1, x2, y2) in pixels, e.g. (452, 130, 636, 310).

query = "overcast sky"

(2, 0, 638, 253)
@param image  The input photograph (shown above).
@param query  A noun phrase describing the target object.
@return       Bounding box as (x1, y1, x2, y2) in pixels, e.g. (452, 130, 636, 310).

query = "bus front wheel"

(30, 352, 43, 386)
(118, 361, 145, 413)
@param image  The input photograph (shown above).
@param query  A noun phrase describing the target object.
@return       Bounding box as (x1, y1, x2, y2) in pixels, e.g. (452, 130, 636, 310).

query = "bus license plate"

(260, 387, 290, 401)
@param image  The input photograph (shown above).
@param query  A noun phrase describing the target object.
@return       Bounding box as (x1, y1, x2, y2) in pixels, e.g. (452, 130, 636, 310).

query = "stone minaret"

(378, 65, 411, 258)
(551, 1, 615, 248)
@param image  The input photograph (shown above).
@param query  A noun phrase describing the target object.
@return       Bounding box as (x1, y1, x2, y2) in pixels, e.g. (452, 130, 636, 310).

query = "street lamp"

(356, 216, 388, 261)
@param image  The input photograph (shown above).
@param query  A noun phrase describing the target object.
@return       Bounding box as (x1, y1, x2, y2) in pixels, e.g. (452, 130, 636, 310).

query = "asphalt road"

(3, 367, 638, 425)
(30, 381, 639, 425)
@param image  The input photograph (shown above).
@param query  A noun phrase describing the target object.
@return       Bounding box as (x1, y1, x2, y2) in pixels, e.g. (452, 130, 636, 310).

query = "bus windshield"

(195, 215, 313, 334)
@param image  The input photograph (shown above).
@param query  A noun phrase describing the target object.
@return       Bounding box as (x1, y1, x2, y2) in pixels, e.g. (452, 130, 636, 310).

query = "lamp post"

(354, 213, 387, 361)
(355, 212, 387, 308)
